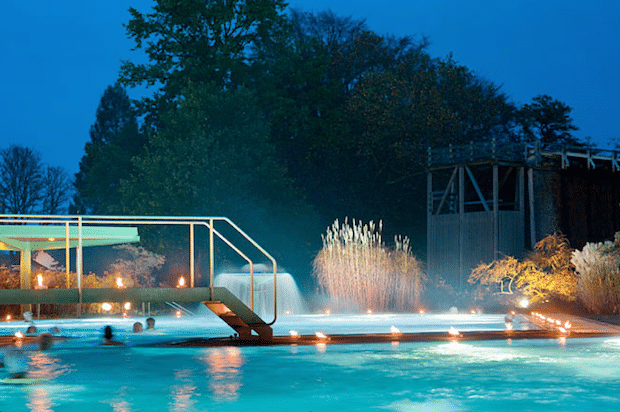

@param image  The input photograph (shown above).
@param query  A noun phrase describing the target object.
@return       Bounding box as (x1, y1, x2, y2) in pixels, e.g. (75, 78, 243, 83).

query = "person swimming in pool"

(133, 322, 143, 333)
(102, 326, 123, 346)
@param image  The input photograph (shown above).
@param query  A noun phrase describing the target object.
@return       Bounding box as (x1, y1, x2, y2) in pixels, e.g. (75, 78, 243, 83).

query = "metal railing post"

(209, 218, 214, 300)
(65, 222, 70, 289)
(190, 223, 195, 288)
(77, 216, 83, 317)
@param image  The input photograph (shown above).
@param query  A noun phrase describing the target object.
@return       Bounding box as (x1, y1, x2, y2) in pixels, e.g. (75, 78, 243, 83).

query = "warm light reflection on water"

(170, 369, 197, 411)
(28, 352, 69, 380)
(202, 347, 244, 400)
(110, 400, 132, 412)
(26, 386, 53, 412)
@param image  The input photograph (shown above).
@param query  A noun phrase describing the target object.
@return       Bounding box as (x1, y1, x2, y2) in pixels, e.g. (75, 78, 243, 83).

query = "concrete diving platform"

(0, 287, 273, 340)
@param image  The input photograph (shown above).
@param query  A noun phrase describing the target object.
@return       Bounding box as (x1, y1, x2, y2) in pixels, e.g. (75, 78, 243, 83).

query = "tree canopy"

(73, 84, 144, 214)
(120, 0, 287, 104)
(0, 144, 72, 215)
(69, 3, 585, 282)
(517, 94, 580, 145)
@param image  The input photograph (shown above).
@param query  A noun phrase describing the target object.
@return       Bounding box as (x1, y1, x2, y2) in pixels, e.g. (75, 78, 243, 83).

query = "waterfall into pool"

(214, 271, 306, 319)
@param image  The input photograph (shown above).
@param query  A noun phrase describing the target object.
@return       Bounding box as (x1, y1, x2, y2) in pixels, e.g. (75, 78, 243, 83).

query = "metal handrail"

(0, 214, 278, 325)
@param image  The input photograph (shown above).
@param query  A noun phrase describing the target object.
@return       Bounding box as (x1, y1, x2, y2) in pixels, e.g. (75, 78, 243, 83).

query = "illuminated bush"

(469, 233, 577, 304)
(312, 219, 425, 312)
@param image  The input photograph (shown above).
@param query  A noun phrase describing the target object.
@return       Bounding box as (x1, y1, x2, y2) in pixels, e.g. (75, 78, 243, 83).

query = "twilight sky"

(1, 0, 619, 175)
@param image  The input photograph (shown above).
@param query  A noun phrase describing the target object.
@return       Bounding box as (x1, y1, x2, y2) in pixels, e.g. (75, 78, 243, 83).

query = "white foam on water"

(380, 398, 464, 412)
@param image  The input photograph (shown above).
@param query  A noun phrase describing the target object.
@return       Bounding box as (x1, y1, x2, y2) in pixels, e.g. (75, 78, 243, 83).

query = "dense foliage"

(71, 1, 582, 284)
(73, 85, 144, 214)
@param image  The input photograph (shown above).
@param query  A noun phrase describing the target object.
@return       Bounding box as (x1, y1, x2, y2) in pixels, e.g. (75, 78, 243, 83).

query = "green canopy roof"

(0, 225, 140, 252)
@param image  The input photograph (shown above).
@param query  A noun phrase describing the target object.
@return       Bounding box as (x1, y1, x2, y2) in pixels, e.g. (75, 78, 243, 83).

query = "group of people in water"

(2, 313, 159, 379)
(102, 317, 156, 345)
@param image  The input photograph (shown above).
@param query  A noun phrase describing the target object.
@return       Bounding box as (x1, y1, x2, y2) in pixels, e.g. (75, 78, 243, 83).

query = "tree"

(41, 166, 72, 214)
(74, 85, 144, 214)
(119, 84, 294, 214)
(0, 144, 44, 214)
(120, 0, 287, 106)
(252, 10, 518, 244)
(517, 94, 580, 145)
(116, 83, 315, 263)
(252, 10, 436, 224)
(108, 244, 165, 288)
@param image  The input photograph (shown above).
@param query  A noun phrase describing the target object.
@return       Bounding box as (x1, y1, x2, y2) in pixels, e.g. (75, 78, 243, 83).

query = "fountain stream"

(214, 271, 305, 319)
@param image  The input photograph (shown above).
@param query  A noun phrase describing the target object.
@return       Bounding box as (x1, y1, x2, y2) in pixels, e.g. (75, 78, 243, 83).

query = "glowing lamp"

(564, 321, 572, 329)
(116, 277, 124, 288)
(14, 331, 24, 338)
(366, 309, 373, 315)
(6, 315, 11, 321)
(37, 274, 44, 288)
(448, 326, 460, 337)
(175, 310, 182, 318)
(284, 310, 291, 315)
(177, 277, 186, 288)
(315, 332, 328, 340)
(324, 309, 331, 315)
(124, 302, 131, 311)
(289, 330, 300, 338)
(518, 298, 529, 308)
(505, 322, 514, 331)
(101, 302, 112, 312)
(390, 325, 402, 336)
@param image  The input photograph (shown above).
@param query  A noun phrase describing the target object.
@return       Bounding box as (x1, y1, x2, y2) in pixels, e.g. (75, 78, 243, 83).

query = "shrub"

(572, 237, 620, 314)
(469, 233, 577, 304)
(312, 219, 425, 312)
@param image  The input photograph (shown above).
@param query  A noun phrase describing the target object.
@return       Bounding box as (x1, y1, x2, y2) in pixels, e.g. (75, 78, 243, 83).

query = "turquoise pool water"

(3, 336, 620, 411)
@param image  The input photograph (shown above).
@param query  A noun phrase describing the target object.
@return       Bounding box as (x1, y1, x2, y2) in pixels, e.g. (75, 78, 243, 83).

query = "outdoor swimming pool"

(2, 314, 620, 411)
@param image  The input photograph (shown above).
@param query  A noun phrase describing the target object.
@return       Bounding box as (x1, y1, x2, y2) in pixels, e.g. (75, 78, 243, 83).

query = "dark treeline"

(71, 0, 580, 287)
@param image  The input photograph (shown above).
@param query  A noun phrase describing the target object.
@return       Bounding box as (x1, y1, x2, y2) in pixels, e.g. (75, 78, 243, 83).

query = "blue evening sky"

(1, 0, 619, 175)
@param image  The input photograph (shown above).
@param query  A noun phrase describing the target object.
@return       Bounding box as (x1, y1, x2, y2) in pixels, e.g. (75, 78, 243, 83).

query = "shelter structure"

(0, 224, 140, 291)
(427, 140, 620, 289)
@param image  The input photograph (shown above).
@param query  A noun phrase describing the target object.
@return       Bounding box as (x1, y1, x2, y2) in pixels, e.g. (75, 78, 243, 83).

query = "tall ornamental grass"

(572, 235, 620, 314)
(312, 219, 425, 312)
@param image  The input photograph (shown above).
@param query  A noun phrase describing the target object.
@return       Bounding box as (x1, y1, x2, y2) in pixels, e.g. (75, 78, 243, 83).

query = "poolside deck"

(160, 313, 620, 347)
(530, 313, 620, 334)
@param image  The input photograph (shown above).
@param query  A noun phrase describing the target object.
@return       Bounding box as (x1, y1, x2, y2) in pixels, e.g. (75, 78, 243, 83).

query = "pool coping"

(2, 314, 620, 348)
(153, 329, 620, 347)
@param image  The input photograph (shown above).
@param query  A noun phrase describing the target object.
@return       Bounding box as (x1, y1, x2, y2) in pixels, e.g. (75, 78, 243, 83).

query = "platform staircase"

(0, 287, 273, 340)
